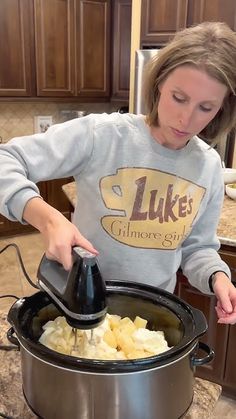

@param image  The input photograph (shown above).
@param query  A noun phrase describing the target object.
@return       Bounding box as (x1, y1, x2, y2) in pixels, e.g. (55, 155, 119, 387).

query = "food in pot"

(39, 314, 170, 360)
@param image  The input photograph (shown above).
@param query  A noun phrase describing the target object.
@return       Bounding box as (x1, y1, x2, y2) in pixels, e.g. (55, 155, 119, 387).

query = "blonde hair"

(143, 22, 236, 140)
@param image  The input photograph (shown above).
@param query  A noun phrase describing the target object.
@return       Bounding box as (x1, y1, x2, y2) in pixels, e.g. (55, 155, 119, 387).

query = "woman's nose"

(178, 106, 194, 128)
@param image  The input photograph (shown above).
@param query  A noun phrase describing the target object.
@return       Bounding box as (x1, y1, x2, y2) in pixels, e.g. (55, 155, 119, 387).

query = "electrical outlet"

(34, 116, 53, 133)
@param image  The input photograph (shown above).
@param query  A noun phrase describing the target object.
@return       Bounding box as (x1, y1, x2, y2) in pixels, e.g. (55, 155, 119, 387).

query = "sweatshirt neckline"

(135, 115, 197, 159)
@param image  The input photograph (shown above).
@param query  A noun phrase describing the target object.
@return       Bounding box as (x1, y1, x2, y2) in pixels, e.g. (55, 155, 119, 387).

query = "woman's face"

(151, 65, 228, 150)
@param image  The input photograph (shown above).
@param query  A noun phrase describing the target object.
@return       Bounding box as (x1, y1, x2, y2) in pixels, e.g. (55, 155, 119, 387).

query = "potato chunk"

(134, 316, 148, 329)
(103, 329, 117, 348)
(39, 313, 170, 360)
(108, 314, 121, 330)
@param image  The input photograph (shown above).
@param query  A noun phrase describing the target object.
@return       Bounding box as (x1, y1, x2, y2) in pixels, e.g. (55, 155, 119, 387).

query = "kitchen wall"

(233, 146, 236, 168)
(0, 101, 236, 167)
(0, 102, 121, 143)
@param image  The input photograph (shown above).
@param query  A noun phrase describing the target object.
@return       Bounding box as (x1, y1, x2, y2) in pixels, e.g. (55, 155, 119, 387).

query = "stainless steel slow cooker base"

(21, 343, 195, 419)
(8, 281, 214, 419)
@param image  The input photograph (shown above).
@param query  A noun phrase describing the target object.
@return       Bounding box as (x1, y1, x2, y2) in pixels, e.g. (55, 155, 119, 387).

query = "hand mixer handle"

(63, 246, 100, 307)
(38, 246, 98, 303)
(37, 254, 69, 297)
(37, 246, 107, 329)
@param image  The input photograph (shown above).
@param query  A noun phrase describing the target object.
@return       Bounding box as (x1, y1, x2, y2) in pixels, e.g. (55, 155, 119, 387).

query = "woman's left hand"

(213, 273, 236, 324)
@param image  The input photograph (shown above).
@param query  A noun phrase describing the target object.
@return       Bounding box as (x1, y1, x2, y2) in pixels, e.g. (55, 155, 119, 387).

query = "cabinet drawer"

(0, 214, 11, 233)
(0, 214, 35, 236)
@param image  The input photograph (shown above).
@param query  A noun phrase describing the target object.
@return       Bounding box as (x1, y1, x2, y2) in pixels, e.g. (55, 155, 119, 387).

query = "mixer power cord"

(0, 412, 14, 419)
(0, 243, 40, 352)
(0, 243, 39, 291)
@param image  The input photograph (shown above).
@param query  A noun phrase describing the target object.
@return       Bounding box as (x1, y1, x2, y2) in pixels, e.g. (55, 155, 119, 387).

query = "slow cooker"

(7, 280, 214, 419)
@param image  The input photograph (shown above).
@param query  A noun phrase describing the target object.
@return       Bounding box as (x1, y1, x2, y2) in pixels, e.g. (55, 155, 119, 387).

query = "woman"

(0, 22, 236, 324)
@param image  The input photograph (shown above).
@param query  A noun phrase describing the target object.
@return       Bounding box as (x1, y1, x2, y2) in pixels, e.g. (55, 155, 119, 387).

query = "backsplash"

(0, 101, 121, 143)
(0, 101, 235, 168)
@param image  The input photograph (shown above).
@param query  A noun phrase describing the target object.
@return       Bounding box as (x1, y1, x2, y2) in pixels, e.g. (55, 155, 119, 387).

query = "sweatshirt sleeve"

(0, 116, 94, 222)
(181, 161, 231, 294)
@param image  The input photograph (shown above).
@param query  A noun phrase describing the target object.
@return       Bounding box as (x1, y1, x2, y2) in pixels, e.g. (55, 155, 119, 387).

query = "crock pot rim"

(7, 280, 207, 373)
(16, 334, 199, 374)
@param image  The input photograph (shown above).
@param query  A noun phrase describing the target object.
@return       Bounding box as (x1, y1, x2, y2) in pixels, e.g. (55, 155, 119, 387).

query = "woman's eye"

(200, 105, 212, 112)
(173, 93, 186, 103)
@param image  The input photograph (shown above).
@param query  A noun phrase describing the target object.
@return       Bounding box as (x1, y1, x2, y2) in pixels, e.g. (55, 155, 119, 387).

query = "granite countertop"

(62, 182, 236, 247)
(217, 196, 236, 246)
(0, 311, 222, 419)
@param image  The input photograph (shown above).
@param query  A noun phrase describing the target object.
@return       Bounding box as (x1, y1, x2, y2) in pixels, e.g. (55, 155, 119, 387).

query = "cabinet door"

(219, 246, 236, 282)
(76, 0, 110, 97)
(224, 326, 236, 398)
(0, 180, 72, 237)
(34, 0, 75, 97)
(0, 214, 15, 235)
(0, 182, 47, 237)
(187, 0, 236, 29)
(141, 0, 188, 46)
(176, 273, 229, 384)
(45, 179, 74, 220)
(0, 214, 35, 236)
(0, 0, 35, 96)
(112, 0, 132, 100)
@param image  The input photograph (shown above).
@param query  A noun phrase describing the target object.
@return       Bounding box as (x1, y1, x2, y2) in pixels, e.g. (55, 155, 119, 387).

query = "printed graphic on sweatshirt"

(100, 168, 206, 250)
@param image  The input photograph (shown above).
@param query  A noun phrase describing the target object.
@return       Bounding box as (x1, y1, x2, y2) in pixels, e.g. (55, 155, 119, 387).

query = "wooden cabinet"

(0, 0, 35, 96)
(35, 0, 110, 98)
(76, 0, 111, 98)
(176, 275, 229, 385)
(34, 0, 75, 97)
(42, 178, 74, 219)
(0, 0, 111, 99)
(35, 0, 131, 100)
(0, 214, 34, 236)
(219, 244, 236, 282)
(0, 0, 131, 101)
(176, 244, 236, 398)
(224, 326, 236, 397)
(0, 179, 73, 237)
(141, 0, 236, 47)
(111, 0, 132, 100)
(141, 0, 188, 46)
(187, 0, 236, 30)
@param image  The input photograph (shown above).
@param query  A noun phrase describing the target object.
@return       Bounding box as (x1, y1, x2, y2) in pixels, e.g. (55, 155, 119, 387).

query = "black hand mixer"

(37, 246, 107, 331)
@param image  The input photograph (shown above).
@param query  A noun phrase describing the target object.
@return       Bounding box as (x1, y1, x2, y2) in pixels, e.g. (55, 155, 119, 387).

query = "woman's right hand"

(23, 197, 98, 270)
(44, 211, 98, 270)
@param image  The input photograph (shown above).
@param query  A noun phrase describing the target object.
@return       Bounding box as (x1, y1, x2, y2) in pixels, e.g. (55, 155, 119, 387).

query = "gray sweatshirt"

(0, 112, 231, 293)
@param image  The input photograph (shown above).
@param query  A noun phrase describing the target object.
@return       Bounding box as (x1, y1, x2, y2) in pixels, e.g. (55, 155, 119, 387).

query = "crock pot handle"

(191, 341, 214, 366)
(7, 327, 20, 350)
(190, 306, 208, 336)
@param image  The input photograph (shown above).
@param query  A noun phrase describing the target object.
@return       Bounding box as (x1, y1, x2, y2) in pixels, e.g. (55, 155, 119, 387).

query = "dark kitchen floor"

(0, 232, 236, 418)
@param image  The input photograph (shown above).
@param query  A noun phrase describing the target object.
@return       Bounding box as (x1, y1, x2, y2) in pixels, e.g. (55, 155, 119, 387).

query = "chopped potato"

(116, 333, 135, 356)
(103, 329, 117, 348)
(108, 314, 121, 330)
(119, 321, 136, 336)
(127, 350, 148, 359)
(134, 316, 148, 329)
(39, 313, 171, 360)
(119, 317, 133, 326)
